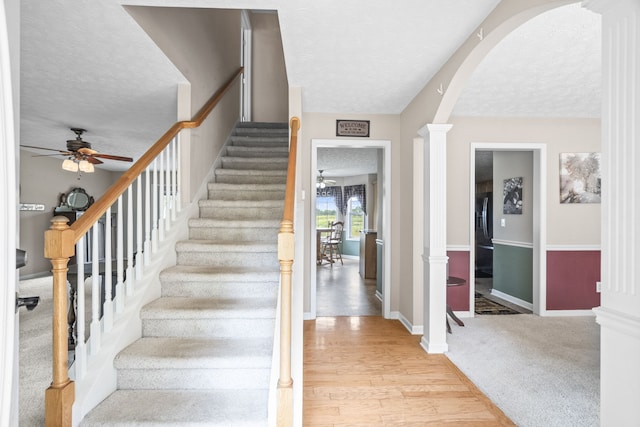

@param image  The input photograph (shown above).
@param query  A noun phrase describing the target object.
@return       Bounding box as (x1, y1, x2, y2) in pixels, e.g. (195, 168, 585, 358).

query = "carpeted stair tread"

(79, 389, 268, 426)
(141, 297, 276, 319)
(207, 182, 286, 191)
(214, 168, 287, 177)
(236, 121, 287, 129)
(230, 135, 288, 145)
(159, 264, 279, 281)
(188, 218, 280, 228)
(225, 145, 289, 157)
(115, 337, 272, 369)
(199, 198, 283, 208)
(176, 240, 277, 253)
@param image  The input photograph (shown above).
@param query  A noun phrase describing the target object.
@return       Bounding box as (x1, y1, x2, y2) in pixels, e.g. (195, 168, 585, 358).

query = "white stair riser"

(161, 281, 278, 298)
(142, 318, 276, 338)
(117, 368, 270, 390)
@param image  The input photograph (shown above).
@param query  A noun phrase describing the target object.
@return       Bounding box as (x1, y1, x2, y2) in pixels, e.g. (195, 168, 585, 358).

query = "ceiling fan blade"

(90, 153, 133, 162)
(20, 145, 70, 155)
(31, 153, 71, 158)
(77, 147, 98, 155)
(86, 157, 103, 165)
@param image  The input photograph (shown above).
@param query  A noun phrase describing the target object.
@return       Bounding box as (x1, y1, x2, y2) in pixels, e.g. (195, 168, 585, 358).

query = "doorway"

(310, 139, 391, 319)
(469, 143, 547, 316)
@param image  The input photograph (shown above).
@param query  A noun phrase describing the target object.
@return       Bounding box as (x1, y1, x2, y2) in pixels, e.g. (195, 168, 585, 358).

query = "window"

(316, 195, 338, 228)
(346, 197, 364, 239)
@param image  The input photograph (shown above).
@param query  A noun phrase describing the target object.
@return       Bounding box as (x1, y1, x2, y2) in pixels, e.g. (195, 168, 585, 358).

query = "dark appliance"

(475, 191, 493, 277)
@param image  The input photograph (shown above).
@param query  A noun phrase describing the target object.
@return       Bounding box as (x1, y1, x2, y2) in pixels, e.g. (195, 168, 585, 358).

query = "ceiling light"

(78, 159, 94, 173)
(62, 158, 79, 172)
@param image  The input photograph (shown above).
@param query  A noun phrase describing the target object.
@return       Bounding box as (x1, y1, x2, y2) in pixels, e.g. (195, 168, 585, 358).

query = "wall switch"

(596, 281, 601, 293)
(500, 218, 506, 227)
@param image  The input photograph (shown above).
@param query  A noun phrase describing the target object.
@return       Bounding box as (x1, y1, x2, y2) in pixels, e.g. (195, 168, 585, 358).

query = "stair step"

(214, 168, 287, 184)
(115, 337, 272, 390)
(176, 240, 277, 267)
(221, 156, 288, 170)
(141, 296, 276, 338)
(199, 199, 283, 220)
(225, 145, 288, 158)
(80, 389, 268, 426)
(160, 265, 279, 298)
(230, 135, 288, 147)
(188, 218, 279, 241)
(207, 182, 285, 201)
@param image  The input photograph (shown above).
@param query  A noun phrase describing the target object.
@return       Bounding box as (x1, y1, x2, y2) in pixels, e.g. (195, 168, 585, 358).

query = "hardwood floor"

(306, 257, 514, 426)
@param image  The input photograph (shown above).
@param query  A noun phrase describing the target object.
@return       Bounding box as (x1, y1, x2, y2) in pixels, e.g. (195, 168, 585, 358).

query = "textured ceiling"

(453, 3, 601, 118)
(19, 1, 601, 173)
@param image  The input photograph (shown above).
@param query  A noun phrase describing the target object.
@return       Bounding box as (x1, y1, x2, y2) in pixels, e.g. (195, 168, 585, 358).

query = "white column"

(584, 1, 640, 425)
(419, 124, 452, 354)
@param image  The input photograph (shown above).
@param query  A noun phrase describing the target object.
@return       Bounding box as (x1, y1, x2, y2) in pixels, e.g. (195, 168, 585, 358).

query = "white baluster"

(152, 158, 159, 253)
(165, 146, 172, 232)
(136, 177, 143, 279)
(126, 186, 135, 296)
(175, 134, 181, 213)
(89, 223, 101, 354)
(103, 209, 113, 332)
(158, 150, 165, 241)
(115, 195, 125, 313)
(144, 165, 151, 265)
(171, 138, 177, 222)
(75, 236, 86, 378)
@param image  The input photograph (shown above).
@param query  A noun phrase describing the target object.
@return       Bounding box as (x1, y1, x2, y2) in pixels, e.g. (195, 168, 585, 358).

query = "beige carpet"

(446, 313, 600, 427)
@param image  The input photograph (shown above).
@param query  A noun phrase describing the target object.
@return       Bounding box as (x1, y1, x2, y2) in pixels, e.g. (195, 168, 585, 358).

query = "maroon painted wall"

(547, 250, 601, 310)
(447, 250, 470, 311)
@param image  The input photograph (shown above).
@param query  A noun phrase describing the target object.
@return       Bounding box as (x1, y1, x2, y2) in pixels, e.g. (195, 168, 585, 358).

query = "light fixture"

(316, 170, 326, 189)
(78, 159, 94, 173)
(62, 158, 79, 172)
(62, 156, 95, 174)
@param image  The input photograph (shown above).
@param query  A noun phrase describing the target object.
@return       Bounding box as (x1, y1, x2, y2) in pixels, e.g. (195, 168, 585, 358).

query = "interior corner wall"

(126, 7, 242, 202)
(251, 12, 288, 123)
(19, 152, 119, 276)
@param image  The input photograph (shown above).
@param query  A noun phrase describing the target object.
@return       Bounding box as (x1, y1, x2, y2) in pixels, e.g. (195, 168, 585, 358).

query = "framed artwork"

(503, 177, 523, 214)
(559, 152, 601, 204)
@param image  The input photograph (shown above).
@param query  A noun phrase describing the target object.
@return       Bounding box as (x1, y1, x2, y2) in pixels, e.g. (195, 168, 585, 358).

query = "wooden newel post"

(44, 216, 76, 427)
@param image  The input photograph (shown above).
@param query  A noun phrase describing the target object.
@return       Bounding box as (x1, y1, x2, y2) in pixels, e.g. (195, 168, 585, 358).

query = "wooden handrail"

(70, 67, 244, 241)
(43, 66, 243, 426)
(276, 116, 299, 426)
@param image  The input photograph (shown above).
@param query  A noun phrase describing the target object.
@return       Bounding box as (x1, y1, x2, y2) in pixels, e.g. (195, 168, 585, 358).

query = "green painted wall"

(343, 239, 359, 256)
(493, 244, 533, 303)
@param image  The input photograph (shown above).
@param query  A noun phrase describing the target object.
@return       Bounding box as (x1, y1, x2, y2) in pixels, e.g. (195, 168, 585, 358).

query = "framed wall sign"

(336, 120, 370, 137)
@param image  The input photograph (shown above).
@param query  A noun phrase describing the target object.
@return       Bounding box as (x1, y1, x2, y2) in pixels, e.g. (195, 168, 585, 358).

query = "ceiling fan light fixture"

(78, 159, 94, 173)
(62, 158, 79, 172)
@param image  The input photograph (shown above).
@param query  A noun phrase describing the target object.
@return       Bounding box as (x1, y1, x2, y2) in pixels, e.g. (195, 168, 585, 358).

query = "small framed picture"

(503, 177, 523, 214)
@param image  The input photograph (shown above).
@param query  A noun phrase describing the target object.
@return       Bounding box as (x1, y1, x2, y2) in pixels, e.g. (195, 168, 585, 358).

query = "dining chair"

(322, 221, 344, 266)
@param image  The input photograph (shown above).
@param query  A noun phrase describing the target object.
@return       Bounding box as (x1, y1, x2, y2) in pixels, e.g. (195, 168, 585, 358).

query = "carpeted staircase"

(81, 122, 288, 426)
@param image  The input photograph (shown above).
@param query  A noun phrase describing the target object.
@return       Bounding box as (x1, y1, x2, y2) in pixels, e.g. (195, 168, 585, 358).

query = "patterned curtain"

(343, 184, 367, 214)
(317, 185, 344, 215)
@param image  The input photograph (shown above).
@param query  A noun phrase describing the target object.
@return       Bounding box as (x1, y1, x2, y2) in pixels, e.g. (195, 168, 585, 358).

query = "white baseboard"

(491, 289, 533, 311)
(398, 312, 423, 335)
(544, 309, 597, 317)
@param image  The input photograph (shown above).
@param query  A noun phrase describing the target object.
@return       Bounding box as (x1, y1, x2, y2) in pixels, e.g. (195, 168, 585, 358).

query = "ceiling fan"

(316, 170, 336, 189)
(21, 128, 133, 172)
